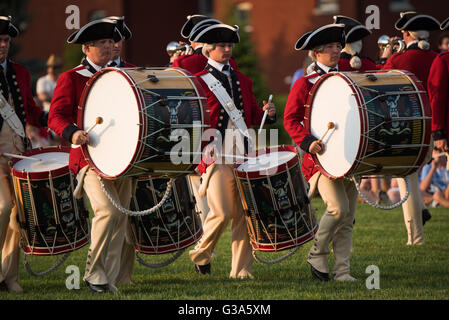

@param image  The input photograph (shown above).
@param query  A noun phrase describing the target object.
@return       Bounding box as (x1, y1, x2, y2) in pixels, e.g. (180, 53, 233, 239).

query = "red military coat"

(382, 47, 438, 91)
(49, 61, 135, 175)
(428, 51, 449, 140)
(1, 61, 46, 129)
(172, 52, 238, 74)
(284, 73, 320, 181)
(195, 69, 264, 132)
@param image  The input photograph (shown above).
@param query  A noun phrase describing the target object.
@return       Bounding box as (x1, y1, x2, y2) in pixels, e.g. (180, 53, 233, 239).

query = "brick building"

(7, 0, 449, 94)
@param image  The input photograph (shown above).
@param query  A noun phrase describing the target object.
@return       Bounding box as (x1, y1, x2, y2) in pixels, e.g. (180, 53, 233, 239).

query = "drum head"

(12, 152, 68, 173)
(237, 151, 296, 173)
(82, 70, 141, 178)
(310, 74, 361, 178)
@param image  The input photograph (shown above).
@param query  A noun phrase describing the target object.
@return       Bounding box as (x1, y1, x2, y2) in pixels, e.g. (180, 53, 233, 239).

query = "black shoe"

(422, 209, 431, 225)
(0, 281, 8, 292)
(310, 264, 330, 281)
(194, 263, 211, 275)
(85, 280, 110, 293)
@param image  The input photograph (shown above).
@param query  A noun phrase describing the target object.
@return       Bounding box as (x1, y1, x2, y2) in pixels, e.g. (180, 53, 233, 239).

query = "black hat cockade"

(107, 16, 132, 40)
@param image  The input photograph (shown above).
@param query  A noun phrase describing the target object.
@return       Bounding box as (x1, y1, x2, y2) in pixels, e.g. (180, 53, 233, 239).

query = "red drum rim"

(10, 146, 71, 180)
(234, 145, 299, 179)
(22, 235, 89, 256)
(78, 67, 145, 179)
(135, 227, 203, 255)
(251, 223, 318, 252)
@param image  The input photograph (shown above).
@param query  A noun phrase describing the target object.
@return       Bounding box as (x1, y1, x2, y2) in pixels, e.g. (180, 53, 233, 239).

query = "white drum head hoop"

(83, 70, 141, 177)
(13, 152, 69, 172)
(237, 151, 296, 172)
(310, 75, 361, 177)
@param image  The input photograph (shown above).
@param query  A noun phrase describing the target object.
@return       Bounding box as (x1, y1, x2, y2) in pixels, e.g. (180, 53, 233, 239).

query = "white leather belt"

(0, 93, 25, 138)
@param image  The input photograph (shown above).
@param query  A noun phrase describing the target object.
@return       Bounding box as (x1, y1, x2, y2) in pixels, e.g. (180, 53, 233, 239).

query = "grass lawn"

(1, 198, 448, 300)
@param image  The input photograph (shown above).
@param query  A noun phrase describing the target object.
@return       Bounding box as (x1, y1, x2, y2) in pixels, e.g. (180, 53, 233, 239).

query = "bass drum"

(78, 67, 209, 179)
(306, 70, 431, 179)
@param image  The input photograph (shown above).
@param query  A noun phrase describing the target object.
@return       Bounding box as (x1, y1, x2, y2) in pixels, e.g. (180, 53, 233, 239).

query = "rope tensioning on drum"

(23, 252, 70, 277)
(97, 176, 174, 217)
(252, 247, 299, 264)
(135, 250, 185, 268)
(352, 175, 410, 210)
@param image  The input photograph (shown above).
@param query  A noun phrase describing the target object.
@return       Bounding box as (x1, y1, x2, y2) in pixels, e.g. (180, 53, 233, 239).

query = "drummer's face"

(315, 42, 342, 67)
(85, 38, 114, 66)
(209, 43, 233, 64)
(0, 35, 10, 64)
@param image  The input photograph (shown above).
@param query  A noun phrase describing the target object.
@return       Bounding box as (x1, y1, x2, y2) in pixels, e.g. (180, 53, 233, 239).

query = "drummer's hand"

(435, 139, 448, 152)
(262, 101, 276, 118)
(72, 130, 89, 145)
(25, 124, 40, 141)
(309, 140, 324, 154)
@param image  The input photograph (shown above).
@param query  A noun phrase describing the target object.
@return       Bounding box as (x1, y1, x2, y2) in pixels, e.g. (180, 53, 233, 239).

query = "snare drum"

(78, 67, 209, 179)
(306, 70, 431, 179)
(234, 145, 318, 252)
(10, 147, 89, 256)
(128, 176, 203, 254)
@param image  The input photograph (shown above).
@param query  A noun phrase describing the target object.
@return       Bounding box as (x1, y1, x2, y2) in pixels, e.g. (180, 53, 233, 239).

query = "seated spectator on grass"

(419, 148, 449, 207)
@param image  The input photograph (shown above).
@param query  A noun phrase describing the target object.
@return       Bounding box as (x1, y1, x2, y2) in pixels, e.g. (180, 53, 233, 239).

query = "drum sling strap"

(0, 93, 25, 138)
(200, 72, 252, 143)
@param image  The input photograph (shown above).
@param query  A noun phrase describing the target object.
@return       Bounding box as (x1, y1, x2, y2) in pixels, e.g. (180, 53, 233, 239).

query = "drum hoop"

(78, 67, 209, 179)
(78, 68, 146, 179)
(10, 146, 71, 180)
(234, 145, 299, 179)
(305, 72, 378, 179)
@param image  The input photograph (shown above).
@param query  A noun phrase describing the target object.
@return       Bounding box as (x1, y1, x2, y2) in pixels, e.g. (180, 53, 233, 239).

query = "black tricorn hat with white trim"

(333, 15, 371, 43)
(67, 18, 123, 44)
(181, 14, 216, 38)
(0, 16, 19, 37)
(295, 24, 345, 50)
(441, 17, 449, 30)
(107, 16, 132, 40)
(395, 11, 440, 31)
(189, 19, 222, 42)
(191, 23, 240, 44)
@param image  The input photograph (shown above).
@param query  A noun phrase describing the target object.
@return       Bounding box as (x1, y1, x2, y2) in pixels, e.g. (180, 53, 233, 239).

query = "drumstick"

(1, 152, 41, 161)
(86, 117, 104, 134)
(258, 94, 273, 134)
(317, 122, 335, 144)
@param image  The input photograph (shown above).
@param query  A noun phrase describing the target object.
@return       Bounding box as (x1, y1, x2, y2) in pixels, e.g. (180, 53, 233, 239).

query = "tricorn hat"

(181, 14, 218, 38)
(67, 18, 123, 44)
(395, 12, 440, 31)
(0, 16, 19, 37)
(107, 16, 132, 40)
(190, 23, 240, 44)
(295, 24, 345, 50)
(189, 18, 222, 42)
(333, 15, 371, 43)
(441, 17, 449, 30)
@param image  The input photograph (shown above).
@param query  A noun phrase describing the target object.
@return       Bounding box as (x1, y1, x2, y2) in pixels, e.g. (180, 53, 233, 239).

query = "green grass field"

(1, 198, 448, 300)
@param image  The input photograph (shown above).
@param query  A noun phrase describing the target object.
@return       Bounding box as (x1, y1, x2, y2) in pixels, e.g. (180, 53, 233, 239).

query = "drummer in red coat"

(0, 16, 47, 293)
(382, 12, 441, 245)
(172, 15, 238, 73)
(428, 17, 449, 153)
(49, 18, 133, 294)
(284, 24, 359, 282)
(334, 16, 379, 72)
(105, 15, 137, 287)
(188, 23, 276, 278)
